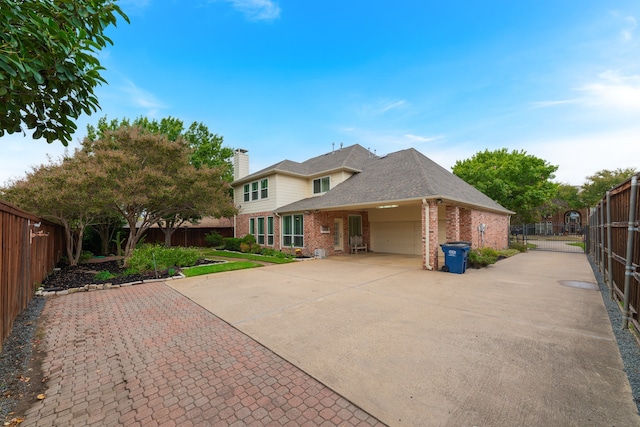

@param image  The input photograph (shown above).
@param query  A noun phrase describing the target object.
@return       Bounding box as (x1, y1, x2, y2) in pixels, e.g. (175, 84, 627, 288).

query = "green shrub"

(127, 244, 203, 273)
(204, 231, 224, 247)
(94, 270, 116, 281)
(239, 242, 251, 253)
(223, 237, 242, 251)
(509, 241, 528, 252)
(79, 250, 94, 263)
(468, 247, 499, 268)
(242, 234, 256, 245)
(261, 248, 277, 257)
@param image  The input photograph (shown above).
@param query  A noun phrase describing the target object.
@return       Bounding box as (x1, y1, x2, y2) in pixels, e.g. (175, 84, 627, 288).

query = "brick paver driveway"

(23, 283, 384, 426)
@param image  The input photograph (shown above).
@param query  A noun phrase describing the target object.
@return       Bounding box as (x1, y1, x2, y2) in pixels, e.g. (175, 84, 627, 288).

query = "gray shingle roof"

(275, 147, 512, 214)
(233, 144, 373, 184)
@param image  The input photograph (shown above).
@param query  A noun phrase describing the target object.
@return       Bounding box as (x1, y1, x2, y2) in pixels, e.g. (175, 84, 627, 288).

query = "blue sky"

(2, 0, 640, 186)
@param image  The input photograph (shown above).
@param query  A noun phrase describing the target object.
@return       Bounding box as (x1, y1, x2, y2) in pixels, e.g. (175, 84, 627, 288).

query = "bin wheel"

(441, 265, 449, 272)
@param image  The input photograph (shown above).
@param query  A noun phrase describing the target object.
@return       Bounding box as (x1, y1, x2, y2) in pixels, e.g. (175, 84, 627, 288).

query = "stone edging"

(35, 273, 187, 297)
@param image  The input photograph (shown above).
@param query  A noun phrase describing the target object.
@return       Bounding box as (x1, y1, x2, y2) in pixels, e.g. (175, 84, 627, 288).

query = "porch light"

(376, 204, 398, 209)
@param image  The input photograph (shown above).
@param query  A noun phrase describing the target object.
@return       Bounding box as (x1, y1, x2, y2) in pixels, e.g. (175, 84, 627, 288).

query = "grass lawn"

(182, 261, 263, 277)
(200, 249, 295, 264)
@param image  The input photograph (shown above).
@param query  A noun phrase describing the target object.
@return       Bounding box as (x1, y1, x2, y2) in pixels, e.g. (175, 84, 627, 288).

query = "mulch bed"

(40, 258, 214, 291)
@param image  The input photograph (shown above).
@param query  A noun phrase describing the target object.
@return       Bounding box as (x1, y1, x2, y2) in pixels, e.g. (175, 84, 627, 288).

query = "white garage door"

(370, 221, 422, 255)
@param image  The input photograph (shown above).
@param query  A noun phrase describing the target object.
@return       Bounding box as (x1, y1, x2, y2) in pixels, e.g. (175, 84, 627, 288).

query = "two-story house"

(231, 144, 513, 270)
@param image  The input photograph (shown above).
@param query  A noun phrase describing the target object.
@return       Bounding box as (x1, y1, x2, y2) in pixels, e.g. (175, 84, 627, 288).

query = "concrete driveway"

(168, 251, 640, 426)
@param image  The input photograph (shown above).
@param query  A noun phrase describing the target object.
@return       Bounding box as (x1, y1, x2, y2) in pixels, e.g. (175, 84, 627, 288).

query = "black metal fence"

(510, 222, 588, 253)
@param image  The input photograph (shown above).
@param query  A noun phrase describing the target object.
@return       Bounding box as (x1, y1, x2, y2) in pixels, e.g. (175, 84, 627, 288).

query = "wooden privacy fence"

(589, 174, 640, 330)
(0, 201, 64, 350)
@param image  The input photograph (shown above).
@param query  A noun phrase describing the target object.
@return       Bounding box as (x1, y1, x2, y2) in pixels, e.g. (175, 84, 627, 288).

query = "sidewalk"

(22, 282, 384, 426)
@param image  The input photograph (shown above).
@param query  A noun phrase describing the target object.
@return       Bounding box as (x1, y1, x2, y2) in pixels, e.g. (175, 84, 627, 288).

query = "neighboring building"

(534, 207, 589, 236)
(231, 144, 513, 270)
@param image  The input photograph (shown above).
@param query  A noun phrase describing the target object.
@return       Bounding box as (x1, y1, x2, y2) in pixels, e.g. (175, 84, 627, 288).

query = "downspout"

(622, 176, 638, 330)
(606, 191, 613, 299)
(423, 199, 433, 270)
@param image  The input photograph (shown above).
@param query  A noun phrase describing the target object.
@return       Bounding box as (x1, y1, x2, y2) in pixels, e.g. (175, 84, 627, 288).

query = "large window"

(313, 176, 330, 194)
(257, 217, 265, 244)
(249, 218, 255, 235)
(348, 215, 362, 238)
(283, 214, 304, 247)
(261, 179, 269, 199)
(267, 216, 274, 246)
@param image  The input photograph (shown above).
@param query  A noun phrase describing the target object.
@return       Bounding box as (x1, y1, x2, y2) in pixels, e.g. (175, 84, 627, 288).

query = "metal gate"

(510, 223, 588, 253)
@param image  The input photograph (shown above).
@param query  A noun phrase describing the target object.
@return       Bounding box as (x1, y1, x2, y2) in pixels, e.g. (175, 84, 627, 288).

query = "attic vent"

(379, 155, 388, 159)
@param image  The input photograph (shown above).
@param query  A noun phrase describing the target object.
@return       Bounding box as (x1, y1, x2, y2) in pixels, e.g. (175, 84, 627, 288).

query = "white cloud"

(358, 99, 409, 116)
(404, 133, 444, 144)
(532, 70, 640, 113)
(120, 80, 167, 117)
(225, 0, 280, 21)
(576, 70, 640, 112)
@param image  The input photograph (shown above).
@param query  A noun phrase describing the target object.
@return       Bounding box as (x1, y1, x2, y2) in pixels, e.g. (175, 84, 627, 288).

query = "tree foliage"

(452, 148, 559, 223)
(579, 168, 637, 207)
(81, 125, 236, 259)
(87, 116, 235, 247)
(0, 0, 129, 145)
(1, 153, 111, 265)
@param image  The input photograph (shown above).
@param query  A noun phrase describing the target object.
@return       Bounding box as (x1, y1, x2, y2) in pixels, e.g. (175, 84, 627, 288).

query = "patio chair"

(349, 235, 367, 254)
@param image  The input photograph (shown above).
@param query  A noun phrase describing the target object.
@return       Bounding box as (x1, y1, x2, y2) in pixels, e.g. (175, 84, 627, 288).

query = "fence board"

(589, 174, 640, 329)
(0, 201, 64, 350)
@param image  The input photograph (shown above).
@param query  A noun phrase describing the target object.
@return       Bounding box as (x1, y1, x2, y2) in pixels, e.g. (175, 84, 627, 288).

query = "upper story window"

(243, 184, 250, 202)
(243, 178, 269, 202)
(251, 181, 259, 200)
(313, 176, 330, 194)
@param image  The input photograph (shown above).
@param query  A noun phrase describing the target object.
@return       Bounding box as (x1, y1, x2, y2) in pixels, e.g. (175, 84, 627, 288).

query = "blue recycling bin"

(440, 242, 471, 274)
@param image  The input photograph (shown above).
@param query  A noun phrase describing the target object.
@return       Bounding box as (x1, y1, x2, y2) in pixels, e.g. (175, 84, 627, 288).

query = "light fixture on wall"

(437, 199, 443, 204)
(376, 204, 398, 209)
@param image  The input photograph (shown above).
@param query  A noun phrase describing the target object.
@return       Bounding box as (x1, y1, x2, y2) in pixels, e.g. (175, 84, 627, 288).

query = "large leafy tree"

(579, 168, 637, 207)
(452, 148, 559, 223)
(1, 153, 111, 265)
(87, 116, 235, 247)
(82, 125, 236, 259)
(0, 0, 128, 145)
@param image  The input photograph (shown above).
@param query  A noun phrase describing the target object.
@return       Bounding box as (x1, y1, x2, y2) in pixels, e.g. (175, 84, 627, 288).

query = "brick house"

(231, 144, 513, 270)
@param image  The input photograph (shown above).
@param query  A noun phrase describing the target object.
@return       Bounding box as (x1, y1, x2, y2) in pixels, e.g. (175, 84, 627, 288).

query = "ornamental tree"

(452, 148, 559, 223)
(0, 0, 129, 145)
(81, 125, 236, 259)
(87, 116, 235, 247)
(0, 153, 111, 265)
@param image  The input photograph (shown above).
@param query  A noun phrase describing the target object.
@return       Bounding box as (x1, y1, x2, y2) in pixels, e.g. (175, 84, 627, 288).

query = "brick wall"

(468, 210, 510, 249)
(236, 210, 370, 257)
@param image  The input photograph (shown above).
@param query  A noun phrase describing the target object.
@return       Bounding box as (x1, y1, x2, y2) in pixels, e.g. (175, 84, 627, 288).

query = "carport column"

(422, 200, 439, 270)
(446, 205, 461, 242)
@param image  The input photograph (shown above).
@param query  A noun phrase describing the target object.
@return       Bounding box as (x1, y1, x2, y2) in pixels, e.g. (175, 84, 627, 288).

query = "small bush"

(242, 234, 256, 245)
(223, 237, 242, 251)
(261, 248, 277, 257)
(509, 241, 528, 252)
(204, 231, 224, 247)
(79, 251, 94, 263)
(94, 270, 116, 281)
(239, 242, 251, 253)
(127, 244, 203, 273)
(468, 247, 499, 268)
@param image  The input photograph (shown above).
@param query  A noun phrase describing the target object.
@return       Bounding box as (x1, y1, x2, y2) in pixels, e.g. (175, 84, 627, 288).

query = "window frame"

(313, 176, 330, 194)
(282, 214, 304, 248)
